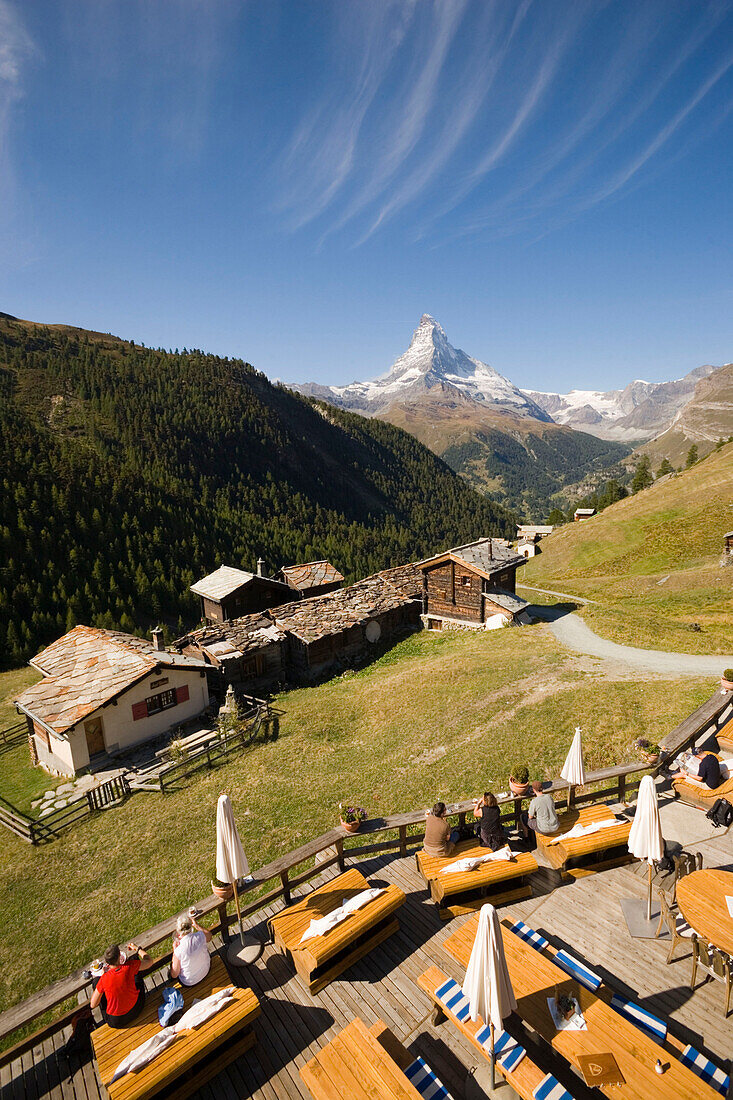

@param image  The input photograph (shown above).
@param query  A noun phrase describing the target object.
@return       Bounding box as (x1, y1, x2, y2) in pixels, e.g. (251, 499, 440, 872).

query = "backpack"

(706, 797, 733, 828)
(57, 1006, 95, 1061)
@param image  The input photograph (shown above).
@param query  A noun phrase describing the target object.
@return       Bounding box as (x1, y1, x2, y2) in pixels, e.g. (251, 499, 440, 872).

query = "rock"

(39, 807, 54, 817)
(56, 783, 75, 794)
(53, 799, 67, 809)
(31, 799, 43, 809)
(44, 790, 56, 799)
(74, 775, 97, 790)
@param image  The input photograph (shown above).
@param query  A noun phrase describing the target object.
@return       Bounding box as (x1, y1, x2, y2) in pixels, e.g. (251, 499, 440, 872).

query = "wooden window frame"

(145, 688, 177, 716)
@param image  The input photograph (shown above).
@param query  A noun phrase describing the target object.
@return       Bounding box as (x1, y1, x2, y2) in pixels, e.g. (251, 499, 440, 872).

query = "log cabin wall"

(220, 582, 291, 620)
(424, 561, 483, 624)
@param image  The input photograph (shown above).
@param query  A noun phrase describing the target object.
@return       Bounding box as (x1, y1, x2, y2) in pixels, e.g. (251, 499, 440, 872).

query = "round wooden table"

(676, 869, 733, 955)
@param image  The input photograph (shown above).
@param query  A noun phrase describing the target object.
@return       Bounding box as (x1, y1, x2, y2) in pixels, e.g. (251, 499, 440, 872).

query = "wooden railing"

(1, 685, 730, 1061)
(0, 720, 27, 754)
(158, 706, 282, 792)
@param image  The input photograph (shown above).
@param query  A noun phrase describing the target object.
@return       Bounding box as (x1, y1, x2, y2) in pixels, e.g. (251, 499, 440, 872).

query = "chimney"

(256, 557, 265, 577)
(488, 537, 493, 561)
(151, 626, 165, 652)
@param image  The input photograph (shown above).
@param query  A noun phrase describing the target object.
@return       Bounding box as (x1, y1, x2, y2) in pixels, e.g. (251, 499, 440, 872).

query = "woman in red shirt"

(90, 942, 153, 1028)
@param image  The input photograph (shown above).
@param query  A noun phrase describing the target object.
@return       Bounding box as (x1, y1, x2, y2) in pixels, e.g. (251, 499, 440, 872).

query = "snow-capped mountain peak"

(292, 314, 552, 420)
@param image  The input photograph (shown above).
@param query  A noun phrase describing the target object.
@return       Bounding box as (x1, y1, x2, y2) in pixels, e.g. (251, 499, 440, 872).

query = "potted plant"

(509, 764, 530, 797)
(339, 802, 367, 834)
(211, 876, 233, 901)
(556, 993, 576, 1022)
(722, 669, 733, 692)
(633, 738, 661, 765)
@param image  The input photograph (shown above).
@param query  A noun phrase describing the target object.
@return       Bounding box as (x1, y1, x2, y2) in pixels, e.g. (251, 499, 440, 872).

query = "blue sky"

(1, 0, 732, 392)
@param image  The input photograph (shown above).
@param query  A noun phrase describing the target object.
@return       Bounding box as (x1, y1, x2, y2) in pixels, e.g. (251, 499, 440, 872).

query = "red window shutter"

(131, 701, 148, 721)
(176, 684, 190, 705)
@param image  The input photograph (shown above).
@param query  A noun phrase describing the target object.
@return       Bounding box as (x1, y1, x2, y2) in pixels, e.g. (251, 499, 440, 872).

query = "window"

(460, 576, 471, 587)
(145, 688, 176, 716)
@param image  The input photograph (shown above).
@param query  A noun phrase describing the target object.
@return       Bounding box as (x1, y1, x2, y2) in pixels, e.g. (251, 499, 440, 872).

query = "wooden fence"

(157, 705, 281, 792)
(0, 775, 133, 846)
(0, 685, 730, 1061)
(0, 721, 28, 754)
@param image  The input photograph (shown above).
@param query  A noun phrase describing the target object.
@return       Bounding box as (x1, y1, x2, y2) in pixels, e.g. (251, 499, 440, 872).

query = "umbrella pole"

(567, 785, 572, 811)
(232, 877, 245, 942)
(647, 862, 652, 923)
(490, 1022, 495, 1090)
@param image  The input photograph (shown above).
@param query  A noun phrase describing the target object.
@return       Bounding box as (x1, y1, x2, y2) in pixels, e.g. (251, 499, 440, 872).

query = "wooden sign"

(577, 1053, 625, 1087)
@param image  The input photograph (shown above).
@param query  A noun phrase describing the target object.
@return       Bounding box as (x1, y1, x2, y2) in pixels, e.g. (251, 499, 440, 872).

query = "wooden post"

(280, 869, 291, 905)
(399, 824, 407, 858)
(618, 773, 626, 804)
(217, 900, 231, 943)
(490, 1021, 495, 1089)
(336, 837, 345, 872)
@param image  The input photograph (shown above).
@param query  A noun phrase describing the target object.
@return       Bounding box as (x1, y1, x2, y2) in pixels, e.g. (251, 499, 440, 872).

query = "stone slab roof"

(16, 626, 206, 736)
(271, 574, 411, 644)
(416, 537, 525, 579)
(177, 613, 287, 658)
(190, 565, 257, 601)
(484, 589, 529, 615)
(279, 560, 344, 591)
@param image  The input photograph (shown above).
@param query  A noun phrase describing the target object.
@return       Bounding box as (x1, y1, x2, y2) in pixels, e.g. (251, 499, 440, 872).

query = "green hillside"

(522, 442, 733, 652)
(0, 314, 515, 666)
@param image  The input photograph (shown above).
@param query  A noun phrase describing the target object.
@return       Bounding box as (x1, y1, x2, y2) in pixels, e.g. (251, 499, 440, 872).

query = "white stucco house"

(15, 625, 210, 776)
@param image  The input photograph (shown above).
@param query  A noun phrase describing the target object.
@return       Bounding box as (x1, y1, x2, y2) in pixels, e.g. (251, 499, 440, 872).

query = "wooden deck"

(1, 791, 731, 1100)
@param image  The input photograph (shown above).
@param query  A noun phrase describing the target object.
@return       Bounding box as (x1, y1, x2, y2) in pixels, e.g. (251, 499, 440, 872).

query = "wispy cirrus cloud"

(0, 0, 35, 179)
(275, 0, 733, 248)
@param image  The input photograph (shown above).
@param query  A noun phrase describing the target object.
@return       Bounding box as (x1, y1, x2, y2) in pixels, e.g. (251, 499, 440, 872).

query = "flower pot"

(721, 677, 733, 692)
(340, 819, 361, 834)
(211, 880, 233, 901)
(509, 779, 530, 797)
(644, 753, 660, 766)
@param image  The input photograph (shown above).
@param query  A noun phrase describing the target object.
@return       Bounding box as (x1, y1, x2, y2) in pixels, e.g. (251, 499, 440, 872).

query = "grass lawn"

(0, 626, 716, 1023)
(0, 666, 65, 812)
(523, 443, 733, 653)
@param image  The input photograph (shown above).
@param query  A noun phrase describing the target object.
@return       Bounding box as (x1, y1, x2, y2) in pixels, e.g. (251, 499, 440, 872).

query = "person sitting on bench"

(688, 750, 722, 788)
(473, 791, 506, 850)
(171, 914, 213, 986)
(521, 781, 559, 846)
(424, 802, 459, 857)
(90, 942, 153, 1028)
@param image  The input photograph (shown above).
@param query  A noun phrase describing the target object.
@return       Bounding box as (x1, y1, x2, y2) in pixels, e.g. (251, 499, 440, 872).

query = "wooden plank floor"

(2, 794, 731, 1100)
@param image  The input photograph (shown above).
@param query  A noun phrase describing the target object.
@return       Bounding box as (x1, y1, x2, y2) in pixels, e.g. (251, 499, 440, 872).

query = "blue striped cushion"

(680, 1045, 730, 1096)
(609, 993, 667, 1042)
(554, 949, 602, 992)
(510, 920, 549, 951)
(405, 1056, 454, 1100)
(473, 1025, 527, 1072)
(435, 977, 471, 1022)
(533, 1073, 574, 1100)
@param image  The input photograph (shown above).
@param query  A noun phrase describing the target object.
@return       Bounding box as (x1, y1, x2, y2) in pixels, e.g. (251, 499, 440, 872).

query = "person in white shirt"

(170, 914, 212, 987)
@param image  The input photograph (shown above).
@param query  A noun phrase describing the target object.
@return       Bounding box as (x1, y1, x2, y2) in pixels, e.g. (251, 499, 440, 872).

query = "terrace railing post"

(618, 774, 626, 804)
(399, 824, 407, 858)
(458, 811, 466, 830)
(217, 900, 231, 944)
(513, 798, 521, 832)
(280, 870, 291, 905)
(336, 837, 346, 872)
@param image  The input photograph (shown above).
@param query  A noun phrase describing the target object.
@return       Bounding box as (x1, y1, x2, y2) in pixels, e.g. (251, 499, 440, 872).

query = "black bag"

(58, 1006, 95, 1061)
(706, 797, 733, 828)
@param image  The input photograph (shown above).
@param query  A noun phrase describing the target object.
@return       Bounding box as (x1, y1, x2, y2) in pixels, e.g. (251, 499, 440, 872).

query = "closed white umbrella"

(462, 903, 517, 1088)
(560, 726, 585, 809)
(215, 794, 259, 965)
(627, 773, 664, 921)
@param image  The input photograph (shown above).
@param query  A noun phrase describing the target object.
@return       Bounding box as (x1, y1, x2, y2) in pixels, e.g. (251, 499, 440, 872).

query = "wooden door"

(84, 717, 105, 757)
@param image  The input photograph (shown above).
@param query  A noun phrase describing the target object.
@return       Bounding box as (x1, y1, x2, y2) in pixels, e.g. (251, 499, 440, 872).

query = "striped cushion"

(533, 1073, 574, 1100)
(474, 1025, 527, 1072)
(510, 920, 549, 951)
(435, 977, 471, 1022)
(554, 949, 603, 992)
(405, 1056, 454, 1100)
(609, 993, 667, 1042)
(680, 1045, 730, 1096)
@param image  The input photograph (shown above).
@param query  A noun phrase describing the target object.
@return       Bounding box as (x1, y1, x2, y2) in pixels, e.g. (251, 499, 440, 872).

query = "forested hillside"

(0, 315, 515, 666)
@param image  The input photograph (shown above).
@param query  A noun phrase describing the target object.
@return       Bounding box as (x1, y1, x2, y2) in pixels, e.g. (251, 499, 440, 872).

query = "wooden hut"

(416, 538, 529, 631)
(190, 565, 292, 624)
(175, 614, 287, 698)
(277, 560, 344, 599)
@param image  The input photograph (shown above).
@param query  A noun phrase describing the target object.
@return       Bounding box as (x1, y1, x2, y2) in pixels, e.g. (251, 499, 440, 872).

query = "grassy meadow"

(0, 625, 716, 1021)
(523, 442, 733, 653)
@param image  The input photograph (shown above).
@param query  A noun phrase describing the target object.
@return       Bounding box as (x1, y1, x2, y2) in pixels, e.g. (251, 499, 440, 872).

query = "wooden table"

(416, 841, 538, 918)
(677, 868, 733, 955)
(92, 955, 260, 1100)
(443, 916, 717, 1099)
(268, 867, 405, 992)
(535, 804, 631, 872)
(300, 1017, 423, 1100)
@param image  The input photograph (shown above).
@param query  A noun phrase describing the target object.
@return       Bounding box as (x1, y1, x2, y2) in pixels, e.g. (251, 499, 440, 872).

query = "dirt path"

(530, 603, 733, 675)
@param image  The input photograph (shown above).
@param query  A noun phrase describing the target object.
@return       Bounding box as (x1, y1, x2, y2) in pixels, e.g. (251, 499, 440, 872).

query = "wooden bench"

(300, 1016, 424, 1099)
(535, 804, 632, 874)
(267, 867, 405, 993)
(672, 753, 733, 810)
(416, 965, 557, 1100)
(715, 716, 733, 754)
(91, 954, 260, 1100)
(415, 841, 538, 920)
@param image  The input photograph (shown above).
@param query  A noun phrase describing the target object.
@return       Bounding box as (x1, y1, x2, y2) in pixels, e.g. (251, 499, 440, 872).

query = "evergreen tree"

(631, 455, 653, 493)
(686, 444, 698, 468)
(656, 457, 673, 477)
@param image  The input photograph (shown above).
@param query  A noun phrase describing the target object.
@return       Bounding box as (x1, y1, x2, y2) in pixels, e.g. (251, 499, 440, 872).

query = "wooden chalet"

(190, 564, 292, 624)
(573, 507, 596, 522)
(725, 531, 733, 556)
(14, 627, 209, 776)
(517, 524, 554, 539)
(277, 559, 344, 598)
(417, 537, 529, 631)
(176, 613, 287, 698)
